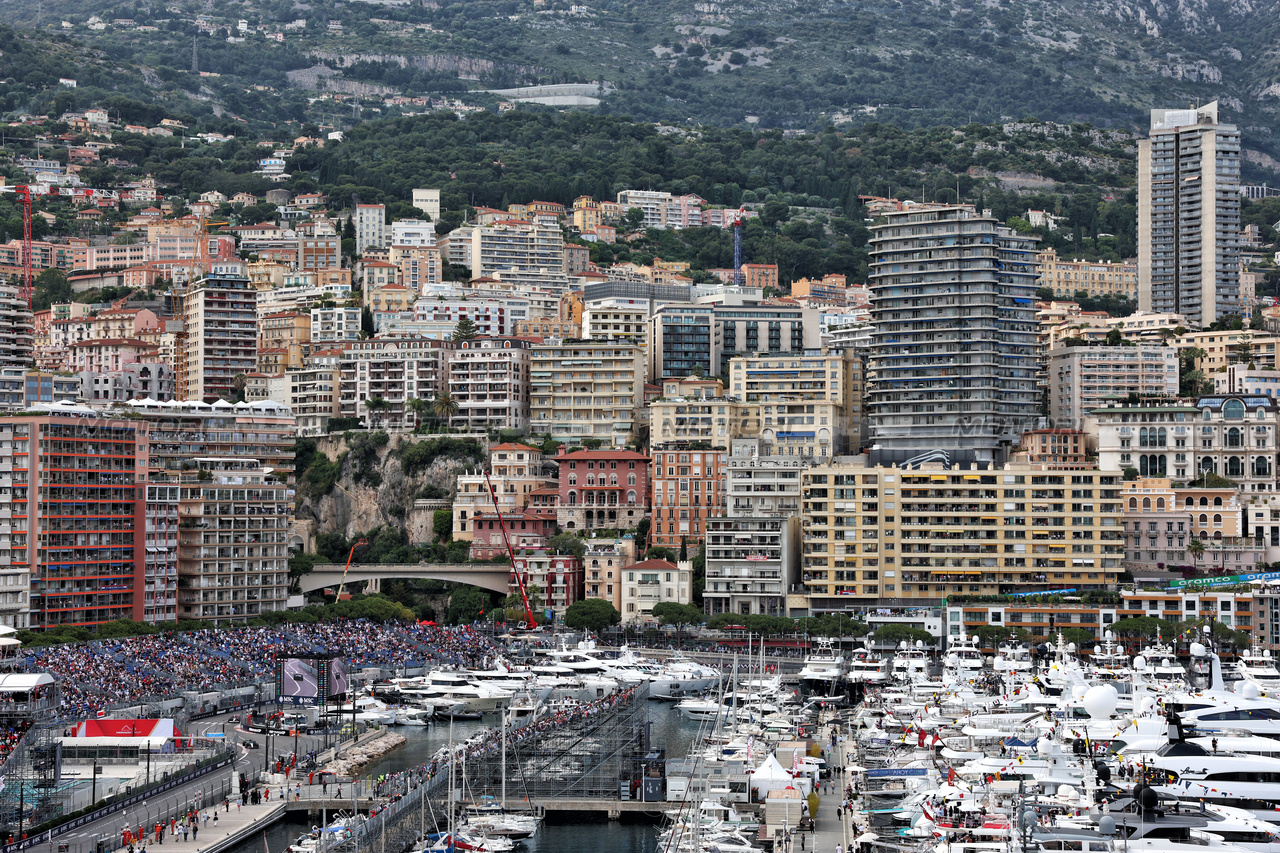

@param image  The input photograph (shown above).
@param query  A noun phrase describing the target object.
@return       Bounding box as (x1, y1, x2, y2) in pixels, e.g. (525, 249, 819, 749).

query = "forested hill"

(9, 0, 1280, 168)
(286, 111, 1141, 284)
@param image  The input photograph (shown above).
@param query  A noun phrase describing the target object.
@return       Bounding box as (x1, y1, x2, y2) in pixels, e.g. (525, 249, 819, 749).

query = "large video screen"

(274, 654, 348, 704)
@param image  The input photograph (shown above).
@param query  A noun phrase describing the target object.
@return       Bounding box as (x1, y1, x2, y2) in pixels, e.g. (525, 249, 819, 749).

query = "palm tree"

(432, 392, 459, 431)
(406, 397, 431, 432)
(365, 395, 389, 430)
(1187, 537, 1206, 573)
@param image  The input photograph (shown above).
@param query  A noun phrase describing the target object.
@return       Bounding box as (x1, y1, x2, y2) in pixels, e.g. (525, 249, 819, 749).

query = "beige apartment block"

(798, 461, 1125, 610)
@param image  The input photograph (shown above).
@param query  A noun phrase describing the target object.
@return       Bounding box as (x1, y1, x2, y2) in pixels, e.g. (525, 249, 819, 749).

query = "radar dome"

(947, 653, 960, 667)
(1071, 684, 1088, 700)
(1189, 642, 1207, 657)
(1241, 681, 1260, 700)
(1136, 696, 1156, 715)
(1133, 655, 1147, 670)
(1082, 684, 1119, 719)
(1098, 816, 1116, 836)
(1094, 645, 1103, 656)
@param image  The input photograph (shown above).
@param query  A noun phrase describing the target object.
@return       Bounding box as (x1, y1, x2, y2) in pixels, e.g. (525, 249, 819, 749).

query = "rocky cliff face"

(293, 433, 481, 550)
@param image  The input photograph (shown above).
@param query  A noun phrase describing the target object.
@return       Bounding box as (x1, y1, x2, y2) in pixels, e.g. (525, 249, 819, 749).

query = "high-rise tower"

(1138, 102, 1241, 328)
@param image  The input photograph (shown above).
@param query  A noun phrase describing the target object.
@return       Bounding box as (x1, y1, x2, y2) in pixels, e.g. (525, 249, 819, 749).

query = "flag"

(947, 767, 956, 784)
(792, 748, 799, 773)
(747, 735, 755, 763)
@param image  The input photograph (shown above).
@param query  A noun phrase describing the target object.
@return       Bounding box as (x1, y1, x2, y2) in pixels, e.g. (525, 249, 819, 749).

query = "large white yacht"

(944, 634, 986, 682)
(797, 637, 848, 700)
(1234, 647, 1280, 694)
(891, 640, 932, 683)
(847, 643, 890, 685)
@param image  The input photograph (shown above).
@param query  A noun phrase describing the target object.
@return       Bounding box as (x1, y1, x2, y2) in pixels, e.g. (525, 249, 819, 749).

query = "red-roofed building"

(68, 338, 159, 373)
(555, 447, 650, 532)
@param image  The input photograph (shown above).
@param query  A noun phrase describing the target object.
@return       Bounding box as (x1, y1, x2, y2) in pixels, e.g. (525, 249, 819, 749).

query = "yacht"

(1234, 647, 1280, 694)
(798, 637, 848, 700)
(1139, 636, 1189, 691)
(1088, 631, 1132, 682)
(415, 671, 513, 712)
(848, 644, 890, 685)
(650, 655, 720, 700)
(891, 640, 932, 683)
(945, 634, 986, 682)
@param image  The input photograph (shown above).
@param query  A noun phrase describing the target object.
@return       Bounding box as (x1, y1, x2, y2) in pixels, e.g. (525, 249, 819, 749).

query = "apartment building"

(1215, 365, 1280, 396)
(0, 413, 147, 629)
(391, 244, 443, 290)
(868, 206, 1039, 465)
(1047, 345, 1179, 429)
(354, 204, 387, 254)
(799, 461, 1125, 609)
(621, 558, 693, 623)
(727, 349, 864, 459)
(297, 234, 341, 271)
(715, 305, 814, 376)
(411, 299, 526, 338)
(258, 312, 311, 370)
(470, 220, 567, 292)
(1091, 395, 1278, 490)
(651, 304, 719, 380)
(650, 448, 727, 547)
(1037, 248, 1138, 301)
(287, 362, 341, 436)
(510, 551, 583, 618)
(529, 340, 643, 447)
(0, 370, 78, 412)
(582, 305, 648, 345)
(1011, 429, 1092, 469)
(412, 189, 441, 221)
(704, 516, 799, 617)
(1174, 330, 1280, 374)
(338, 338, 453, 431)
(80, 363, 175, 404)
(176, 457, 292, 623)
(1138, 102, 1241, 328)
(582, 539, 635, 612)
(181, 264, 258, 401)
(791, 274, 848, 305)
(648, 397, 756, 448)
(453, 443, 549, 542)
(0, 284, 33, 371)
(446, 337, 531, 432)
(555, 448, 650, 532)
(310, 306, 362, 344)
(366, 282, 414, 316)
(125, 399, 295, 623)
(1121, 477, 1262, 574)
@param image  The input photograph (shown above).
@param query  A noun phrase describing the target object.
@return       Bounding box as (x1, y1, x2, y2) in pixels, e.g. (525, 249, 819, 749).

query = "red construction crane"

(14, 185, 32, 307)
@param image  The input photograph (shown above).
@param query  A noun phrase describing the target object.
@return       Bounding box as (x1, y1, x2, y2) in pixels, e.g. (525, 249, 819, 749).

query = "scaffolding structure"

(462, 685, 654, 801)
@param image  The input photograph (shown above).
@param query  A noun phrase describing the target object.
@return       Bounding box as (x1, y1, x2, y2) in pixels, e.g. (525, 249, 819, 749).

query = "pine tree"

(451, 316, 479, 341)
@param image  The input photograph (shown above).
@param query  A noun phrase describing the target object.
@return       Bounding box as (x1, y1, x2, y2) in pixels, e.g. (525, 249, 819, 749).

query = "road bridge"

(299, 564, 509, 594)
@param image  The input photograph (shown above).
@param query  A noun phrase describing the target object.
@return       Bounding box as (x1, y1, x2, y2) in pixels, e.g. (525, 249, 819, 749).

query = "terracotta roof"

(623, 558, 677, 572)
(71, 337, 155, 348)
(556, 449, 650, 461)
(490, 442, 541, 452)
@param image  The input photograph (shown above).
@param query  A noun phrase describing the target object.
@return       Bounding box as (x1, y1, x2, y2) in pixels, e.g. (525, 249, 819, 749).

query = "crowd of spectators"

(23, 621, 500, 717)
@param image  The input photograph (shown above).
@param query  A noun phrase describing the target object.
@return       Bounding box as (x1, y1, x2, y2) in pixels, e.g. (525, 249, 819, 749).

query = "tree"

(549, 532, 586, 558)
(563, 598, 621, 632)
(1058, 627, 1096, 647)
(1123, 467, 1139, 481)
(1105, 328, 1123, 347)
(1187, 537, 1206, 569)
(971, 624, 1032, 649)
(431, 392, 459, 429)
(652, 602, 702, 629)
(361, 306, 375, 338)
(451, 316, 479, 341)
(445, 585, 491, 624)
(623, 207, 646, 231)
(873, 624, 935, 646)
(679, 537, 688, 562)
(32, 268, 72, 311)
(1110, 616, 1177, 641)
(365, 396, 390, 429)
(407, 397, 431, 431)
(646, 546, 677, 562)
(432, 508, 452, 543)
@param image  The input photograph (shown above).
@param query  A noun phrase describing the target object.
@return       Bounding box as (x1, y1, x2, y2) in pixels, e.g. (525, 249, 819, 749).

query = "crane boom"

(484, 471, 538, 629)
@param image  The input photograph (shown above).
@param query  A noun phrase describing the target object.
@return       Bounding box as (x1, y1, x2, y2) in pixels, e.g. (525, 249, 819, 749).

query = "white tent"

(751, 754, 809, 799)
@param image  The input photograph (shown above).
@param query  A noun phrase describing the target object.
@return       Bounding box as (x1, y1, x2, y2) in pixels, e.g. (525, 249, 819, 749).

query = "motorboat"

(848, 644, 890, 685)
(1234, 647, 1280, 694)
(944, 634, 986, 683)
(392, 706, 430, 726)
(892, 640, 932, 683)
(798, 637, 848, 700)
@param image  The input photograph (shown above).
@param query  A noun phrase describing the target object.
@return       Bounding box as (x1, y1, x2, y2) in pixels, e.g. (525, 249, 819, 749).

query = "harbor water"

(226, 701, 702, 853)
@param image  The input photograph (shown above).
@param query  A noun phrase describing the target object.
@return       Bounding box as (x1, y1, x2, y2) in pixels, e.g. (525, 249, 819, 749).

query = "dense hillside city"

(4, 3, 1280, 852)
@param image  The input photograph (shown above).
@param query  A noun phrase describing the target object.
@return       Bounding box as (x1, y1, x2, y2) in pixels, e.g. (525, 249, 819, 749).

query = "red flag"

(948, 767, 956, 784)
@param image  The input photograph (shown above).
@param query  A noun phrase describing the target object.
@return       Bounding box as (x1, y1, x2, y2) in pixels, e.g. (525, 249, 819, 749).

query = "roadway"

(34, 711, 342, 853)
